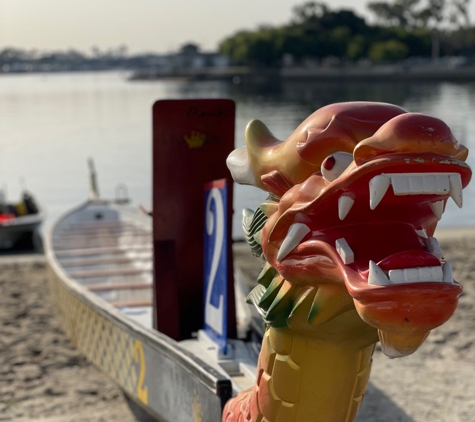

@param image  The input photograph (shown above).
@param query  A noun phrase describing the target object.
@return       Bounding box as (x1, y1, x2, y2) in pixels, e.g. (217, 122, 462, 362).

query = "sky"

(1, 0, 474, 55)
(0, 0, 381, 55)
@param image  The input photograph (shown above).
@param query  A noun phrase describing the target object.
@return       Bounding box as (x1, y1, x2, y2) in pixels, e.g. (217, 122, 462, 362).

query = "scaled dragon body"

(224, 102, 471, 422)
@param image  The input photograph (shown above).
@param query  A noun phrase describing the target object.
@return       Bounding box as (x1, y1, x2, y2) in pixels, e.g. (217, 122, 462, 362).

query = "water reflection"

(227, 79, 475, 233)
(233, 80, 440, 108)
(0, 72, 473, 235)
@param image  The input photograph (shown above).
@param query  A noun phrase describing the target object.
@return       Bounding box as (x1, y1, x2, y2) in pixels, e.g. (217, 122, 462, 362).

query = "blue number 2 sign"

(203, 179, 228, 353)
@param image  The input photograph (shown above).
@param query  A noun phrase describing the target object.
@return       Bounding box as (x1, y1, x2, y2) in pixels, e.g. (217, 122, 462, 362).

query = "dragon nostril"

(322, 156, 336, 170)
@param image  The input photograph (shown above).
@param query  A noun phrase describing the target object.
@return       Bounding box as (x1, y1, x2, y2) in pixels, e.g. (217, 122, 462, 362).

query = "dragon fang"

(223, 102, 471, 422)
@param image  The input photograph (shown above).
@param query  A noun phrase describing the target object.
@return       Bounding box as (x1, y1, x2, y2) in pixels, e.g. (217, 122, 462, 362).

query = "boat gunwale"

(0, 208, 45, 228)
(45, 199, 232, 398)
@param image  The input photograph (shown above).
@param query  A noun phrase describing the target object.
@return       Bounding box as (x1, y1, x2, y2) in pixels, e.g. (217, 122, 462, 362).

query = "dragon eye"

(321, 152, 353, 182)
(322, 155, 336, 170)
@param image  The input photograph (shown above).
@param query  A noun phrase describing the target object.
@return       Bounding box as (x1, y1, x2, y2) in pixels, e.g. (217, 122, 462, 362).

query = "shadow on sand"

(125, 380, 416, 422)
(357, 382, 415, 422)
(0, 230, 44, 257)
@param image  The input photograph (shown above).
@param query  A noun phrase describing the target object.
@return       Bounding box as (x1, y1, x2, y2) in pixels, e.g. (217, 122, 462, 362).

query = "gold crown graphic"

(184, 131, 206, 149)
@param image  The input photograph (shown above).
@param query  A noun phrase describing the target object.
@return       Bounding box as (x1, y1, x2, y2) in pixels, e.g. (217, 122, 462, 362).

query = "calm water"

(0, 71, 474, 238)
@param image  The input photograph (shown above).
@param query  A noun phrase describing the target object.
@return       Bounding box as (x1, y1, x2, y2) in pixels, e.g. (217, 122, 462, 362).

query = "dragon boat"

(46, 99, 471, 422)
(45, 155, 260, 422)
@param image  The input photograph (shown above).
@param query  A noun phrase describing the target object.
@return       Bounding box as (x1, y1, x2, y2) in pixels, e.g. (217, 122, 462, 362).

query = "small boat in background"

(0, 190, 44, 249)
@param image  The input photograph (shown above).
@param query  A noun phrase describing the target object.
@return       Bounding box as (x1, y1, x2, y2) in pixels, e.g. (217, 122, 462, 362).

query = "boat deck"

(53, 210, 154, 329)
(48, 199, 259, 416)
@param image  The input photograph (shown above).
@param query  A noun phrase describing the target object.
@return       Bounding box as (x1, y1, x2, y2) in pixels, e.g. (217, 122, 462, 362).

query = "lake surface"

(0, 71, 474, 238)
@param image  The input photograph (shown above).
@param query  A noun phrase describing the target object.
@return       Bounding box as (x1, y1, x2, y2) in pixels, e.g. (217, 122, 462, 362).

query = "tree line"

(219, 0, 474, 66)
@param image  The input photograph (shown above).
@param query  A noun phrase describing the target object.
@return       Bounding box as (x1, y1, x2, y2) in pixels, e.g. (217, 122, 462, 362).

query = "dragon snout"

(354, 113, 469, 165)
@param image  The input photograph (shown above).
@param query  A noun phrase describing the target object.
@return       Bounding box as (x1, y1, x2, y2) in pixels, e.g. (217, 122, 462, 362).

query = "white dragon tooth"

(388, 268, 407, 283)
(427, 236, 443, 260)
(368, 261, 390, 286)
(277, 223, 311, 262)
(418, 266, 443, 282)
(369, 175, 391, 210)
(335, 238, 354, 264)
(389, 266, 443, 283)
(415, 229, 428, 239)
(390, 174, 411, 194)
(442, 261, 454, 283)
(429, 200, 445, 221)
(449, 174, 463, 208)
(338, 195, 355, 220)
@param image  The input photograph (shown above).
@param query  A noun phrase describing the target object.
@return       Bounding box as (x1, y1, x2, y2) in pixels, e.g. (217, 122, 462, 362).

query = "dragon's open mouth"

(229, 103, 472, 358)
(265, 154, 470, 356)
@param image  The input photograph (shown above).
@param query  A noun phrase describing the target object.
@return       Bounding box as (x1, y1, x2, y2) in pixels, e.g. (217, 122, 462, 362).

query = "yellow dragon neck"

(250, 327, 375, 422)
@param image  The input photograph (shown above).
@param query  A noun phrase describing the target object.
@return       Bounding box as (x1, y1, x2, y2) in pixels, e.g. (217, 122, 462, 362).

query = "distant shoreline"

(129, 64, 475, 83)
(1, 66, 474, 83)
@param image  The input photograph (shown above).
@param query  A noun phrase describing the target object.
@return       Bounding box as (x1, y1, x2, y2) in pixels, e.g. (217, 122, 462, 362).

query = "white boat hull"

(46, 200, 256, 421)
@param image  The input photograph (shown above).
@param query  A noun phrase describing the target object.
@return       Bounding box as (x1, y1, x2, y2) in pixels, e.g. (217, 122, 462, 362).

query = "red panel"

(152, 99, 236, 340)
(204, 178, 227, 190)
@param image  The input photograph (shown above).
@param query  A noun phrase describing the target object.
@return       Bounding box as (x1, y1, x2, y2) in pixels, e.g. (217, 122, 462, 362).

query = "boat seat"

(58, 226, 142, 235)
(68, 220, 134, 228)
(86, 282, 152, 292)
(54, 245, 152, 257)
(54, 231, 151, 242)
(59, 255, 152, 268)
(110, 299, 153, 308)
(67, 267, 152, 279)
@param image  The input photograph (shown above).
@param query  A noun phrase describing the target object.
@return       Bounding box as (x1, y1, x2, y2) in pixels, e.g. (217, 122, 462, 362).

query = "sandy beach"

(0, 254, 141, 422)
(1, 228, 474, 422)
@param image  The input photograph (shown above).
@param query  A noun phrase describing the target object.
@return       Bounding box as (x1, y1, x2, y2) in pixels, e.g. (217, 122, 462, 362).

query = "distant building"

(152, 43, 229, 71)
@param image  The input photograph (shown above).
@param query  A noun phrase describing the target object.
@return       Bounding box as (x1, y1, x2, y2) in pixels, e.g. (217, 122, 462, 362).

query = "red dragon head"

(228, 102, 471, 358)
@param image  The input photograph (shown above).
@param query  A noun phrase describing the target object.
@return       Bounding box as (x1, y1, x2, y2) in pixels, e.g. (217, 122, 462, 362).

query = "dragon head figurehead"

(228, 102, 471, 358)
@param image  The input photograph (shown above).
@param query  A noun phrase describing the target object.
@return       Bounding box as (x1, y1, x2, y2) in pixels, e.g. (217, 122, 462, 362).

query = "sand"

(0, 255, 140, 422)
(1, 229, 474, 422)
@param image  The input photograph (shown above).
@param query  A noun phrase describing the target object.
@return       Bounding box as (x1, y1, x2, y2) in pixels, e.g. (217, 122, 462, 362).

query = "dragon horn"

(245, 120, 280, 148)
(227, 119, 320, 193)
(227, 120, 283, 189)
